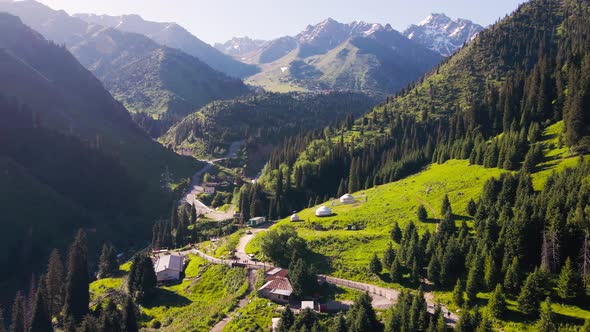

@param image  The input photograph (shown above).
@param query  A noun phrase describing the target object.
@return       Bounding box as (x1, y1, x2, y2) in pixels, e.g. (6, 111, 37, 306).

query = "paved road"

(235, 225, 271, 264)
(182, 140, 244, 220)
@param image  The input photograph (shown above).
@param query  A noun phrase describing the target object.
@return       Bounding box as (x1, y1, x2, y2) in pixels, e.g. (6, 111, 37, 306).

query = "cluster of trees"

(258, 225, 318, 298)
(372, 159, 590, 328)
(0, 229, 156, 332)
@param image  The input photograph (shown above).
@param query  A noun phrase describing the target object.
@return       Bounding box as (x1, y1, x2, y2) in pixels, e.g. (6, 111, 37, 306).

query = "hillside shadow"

(142, 288, 192, 309)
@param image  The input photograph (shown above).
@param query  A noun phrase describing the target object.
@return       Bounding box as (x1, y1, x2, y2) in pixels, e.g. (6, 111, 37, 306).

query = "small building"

(290, 213, 300, 222)
(315, 206, 332, 217)
(301, 301, 316, 311)
(258, 276, 293, 303)
(247, 216, 266, 227)
(204, 186, 216, 194)
(339, 194, 355, 204)
(153, 254, 184, 282)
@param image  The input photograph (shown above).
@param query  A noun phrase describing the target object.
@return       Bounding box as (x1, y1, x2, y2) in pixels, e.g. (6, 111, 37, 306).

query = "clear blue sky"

(37, 0, 526, 44)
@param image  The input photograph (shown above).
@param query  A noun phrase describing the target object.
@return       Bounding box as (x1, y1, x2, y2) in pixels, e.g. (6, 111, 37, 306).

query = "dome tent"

(315, 206, 332, 217)
(339, 194, 354, 204)
(290, 213, 300, 222)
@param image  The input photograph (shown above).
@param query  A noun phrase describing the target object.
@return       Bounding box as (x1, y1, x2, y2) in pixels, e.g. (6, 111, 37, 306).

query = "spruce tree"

(503, 257, 520, 295)
(487, 284, 506, 319)
(427, 254, 441, 285)
(483, 254, 497, 291)
(63, 229, 89, 323)
(45, 249, 64, 319)
(390, 256, 403, 283)
(369, 253, 382, 275)
(467, 198, 477, 216)
(390, 222, 402, 243)
(347, 292, 379, 332)
(453, 278, 465, 307)
(10, 292, 25, 332)
(441, 194, 452, 216)
(556, 257, 583, 302)
(128, 255, 157, 304)
(329, 313, 347, 332)
(277, 306, 294, 332)
(122, 297, 138, 332)
(98, 243, 118, 279)
(466, 258, 483, 306)
(535, 297, 556, 332)
(517, 269, 545, 316)
(383, 242, 396, 269)
(98, 300, 121, 332)
(476, 314, 493, 332)
(29, 277, 52, 332)
(78, 315, 98, 332)
(417, 205, 428, 222)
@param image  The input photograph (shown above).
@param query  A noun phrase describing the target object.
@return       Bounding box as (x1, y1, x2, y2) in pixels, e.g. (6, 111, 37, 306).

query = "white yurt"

(315, 206, 333, 217)
(290, 213, 300, 222)
(339, 194, 355, 204)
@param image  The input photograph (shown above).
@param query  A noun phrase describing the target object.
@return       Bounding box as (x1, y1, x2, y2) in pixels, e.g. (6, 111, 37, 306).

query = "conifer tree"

(383, 242, 396, 269)
(10, 292, 25, 332)
(45, 249, 64, 319)
(517, 268, 545, 316)
(78, 315, 98, 332)
(503, 257, 520, 295)
(98, 300, 121, 332)
(390, 222, 402, 243)
(347, 292, 379, 332)
(466, 257, 483, 305)
(63, 229, 89, 323)
(557, 257, 583, 302)
(483, 254, 497, 291)
(98, 243, 118, 279)
(29, 277, 52, 332)
(535, 297, 556, 332)
(122, 297, 138, 332)
(418, 205, 428, 222)
(369, 253, 382, 275)
(427, 254, 441, 285)
(476, 314, 493, 332)
(277, 306, 294, 332)
(487, 284, 506, 319)
(329, 313, 347, 332)
(453, 278, 465, 307)
(390, 256, 403, 283)
(128, 254, 157, 304)
(441, 194, 452, 216)
(467, 198, 477, 216)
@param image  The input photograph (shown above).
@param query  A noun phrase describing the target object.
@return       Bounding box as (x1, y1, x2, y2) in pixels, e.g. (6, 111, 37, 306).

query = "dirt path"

(415, 196, 438, 219)
(209, 269, 255, 332)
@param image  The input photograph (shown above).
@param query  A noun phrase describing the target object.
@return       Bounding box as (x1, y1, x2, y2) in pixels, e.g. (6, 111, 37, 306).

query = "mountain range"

(233, 18, 444, 95)
(403, 13, 484, 56)
(0, 0, 252, 131)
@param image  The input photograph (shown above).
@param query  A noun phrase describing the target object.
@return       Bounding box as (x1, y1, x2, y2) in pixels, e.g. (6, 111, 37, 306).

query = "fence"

(319, 275, 399, 302)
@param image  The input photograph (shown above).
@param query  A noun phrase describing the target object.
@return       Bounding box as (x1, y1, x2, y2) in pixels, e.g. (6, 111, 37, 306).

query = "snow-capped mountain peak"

(404, 13, 484, 56)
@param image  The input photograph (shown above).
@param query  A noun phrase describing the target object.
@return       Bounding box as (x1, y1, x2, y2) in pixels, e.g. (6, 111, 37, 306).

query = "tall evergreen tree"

(276, 306, 295, 332)
(390, 256, 403, 283)
(122, 297, 138, 332)
(45, 249, 64, 319)
(383, 242, 396, 269)
(556, 257, 583, 302)
(127, 254, 157, 304)
(329, 313, 347, 332)
(369, 253, 383, 275)
(418, 205, 428, 222)
(98, 243, 118, 279)
(453, 278, 465, 307)
(29, 277, 52, 332)
(517, 268, 546, 316)
(98, 300, 121, 332)
(503, 257, 520, 295)
(63, 229, 89, 323)
(10, 292, 25, 332)
(347, 292, 380, 332)
(487, 284, 506, 319)
(535, 297, 556, 332)
(390, 222, 402, 243)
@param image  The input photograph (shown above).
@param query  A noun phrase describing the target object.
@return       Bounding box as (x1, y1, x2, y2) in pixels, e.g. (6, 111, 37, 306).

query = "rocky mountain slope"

(403, 13, 484, 56)
(75, 13, 259, 78)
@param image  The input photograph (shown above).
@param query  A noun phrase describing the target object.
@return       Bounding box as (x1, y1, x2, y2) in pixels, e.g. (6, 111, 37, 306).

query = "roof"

(266, 268, 289, 279)
(301, 301, 315, 310)
(315, 206, 332, 216)
(249, 216, 265, 221)
(258, 276, 293, 296)
(154, 254, 184, 273)
(290, 213, 300, 221)
(341, 194, 354, 199)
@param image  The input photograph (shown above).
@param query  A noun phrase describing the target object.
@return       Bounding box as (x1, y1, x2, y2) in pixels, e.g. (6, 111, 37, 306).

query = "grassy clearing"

(222, 296, 282, 332)
(249, 159, 505, 284)
(88, 255, 249, 331)
(199, 229, 244, 258)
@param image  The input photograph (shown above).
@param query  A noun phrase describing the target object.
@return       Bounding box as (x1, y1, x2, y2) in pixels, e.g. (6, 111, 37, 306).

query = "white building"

(339, 194, 355, 204)
(290, 213, 300, 222)
(204, 186, 215, 194)
(153, 254, 184, 282)
(315, 206, 332, 217)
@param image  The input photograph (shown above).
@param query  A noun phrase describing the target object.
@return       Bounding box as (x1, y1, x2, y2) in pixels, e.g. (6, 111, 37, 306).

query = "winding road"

(183, 140, 244, 220)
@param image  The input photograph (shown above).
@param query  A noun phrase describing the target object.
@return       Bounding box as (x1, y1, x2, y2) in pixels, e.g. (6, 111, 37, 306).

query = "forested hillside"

(0, 13, 198, 304)
(252, 0, 590, 218)
(159, 92, 376, 166)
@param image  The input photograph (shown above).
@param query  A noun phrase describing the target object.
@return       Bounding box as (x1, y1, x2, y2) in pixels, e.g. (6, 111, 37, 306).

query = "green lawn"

(89, 255, 249, 331)
(222, 296, 281, 332)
